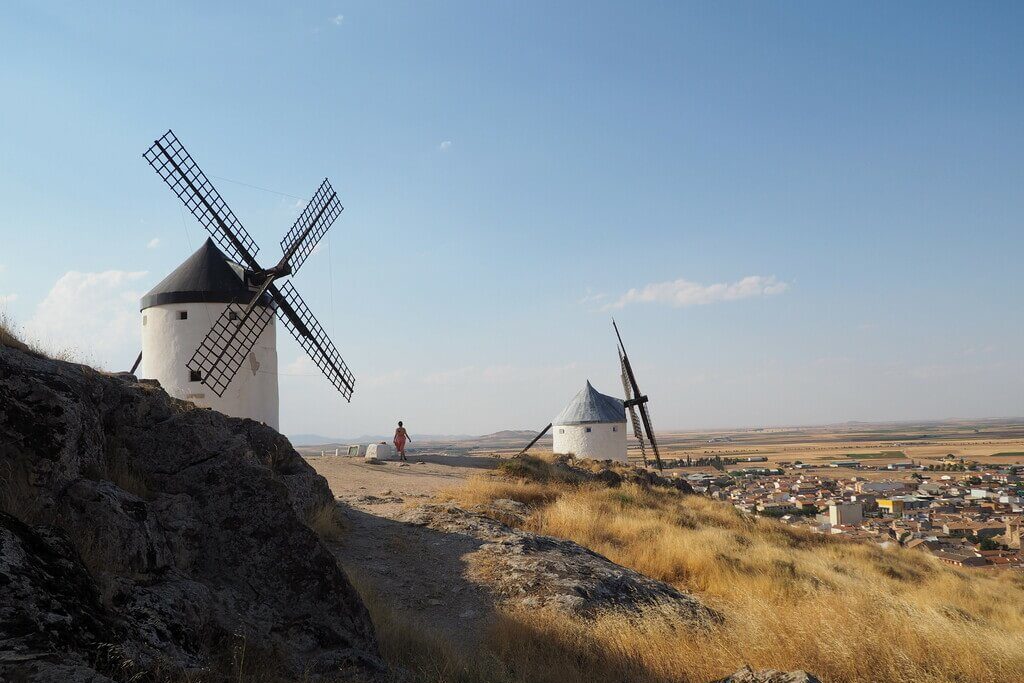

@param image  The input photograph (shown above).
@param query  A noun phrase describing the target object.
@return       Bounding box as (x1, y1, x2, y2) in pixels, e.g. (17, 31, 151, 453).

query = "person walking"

(393, 421, 411, 461)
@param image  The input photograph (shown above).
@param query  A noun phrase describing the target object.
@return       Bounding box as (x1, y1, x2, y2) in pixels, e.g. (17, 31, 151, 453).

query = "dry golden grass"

(345, 568, 515, 683)
(0, 311, 32, 353)
(434, 475, 561, 508)
(415, 459, 1024, 683)
(306, 502, 347, 543)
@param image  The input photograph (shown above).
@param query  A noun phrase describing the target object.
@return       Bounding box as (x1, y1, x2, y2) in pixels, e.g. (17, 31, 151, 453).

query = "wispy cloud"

(283, 355, 316, 376)
(438, 140, 452, 152)
(330, 14, 344, 25)
(25, 270, 147, 367)
(578, 288, 607, 305)
(604, 275, 788, 310)
(362, 369, 407, 388)
(422, 365, 476, 385)
(146, 237, 161, 249)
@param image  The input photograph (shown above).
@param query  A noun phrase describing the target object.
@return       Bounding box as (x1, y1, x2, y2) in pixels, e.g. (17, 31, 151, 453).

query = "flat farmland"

(650, 418, 1024, 472)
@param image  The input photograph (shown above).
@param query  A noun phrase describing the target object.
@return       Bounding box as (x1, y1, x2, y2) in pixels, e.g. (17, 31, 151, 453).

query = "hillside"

(302, 448, 1024, 682)
(0, 341, 381, 681)
(402, 456, 1024, 682)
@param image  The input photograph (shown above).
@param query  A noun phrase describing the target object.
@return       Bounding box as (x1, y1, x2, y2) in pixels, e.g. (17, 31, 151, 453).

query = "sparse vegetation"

(366, 454, 1024, 683)
(347, 569, 511, 683)
(0, 310, 90, 364)
(0, 311, 32, 353)
(497, 455, 584, 484)
(102, 447, 152, 500)
(306, 502, 347, 543)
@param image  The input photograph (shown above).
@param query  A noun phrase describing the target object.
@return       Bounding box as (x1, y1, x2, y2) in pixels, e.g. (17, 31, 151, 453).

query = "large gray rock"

(0, 512, 119, 682)
(0, 344, 380, 681)
(711, 666, 823, 683)
(396, 501, 716, 623)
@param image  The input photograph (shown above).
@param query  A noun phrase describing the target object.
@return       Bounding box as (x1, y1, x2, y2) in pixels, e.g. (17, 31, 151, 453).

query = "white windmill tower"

(139, 239, 281, 427)
(132, 130, 356, 429)
(551, 381, 628, 462)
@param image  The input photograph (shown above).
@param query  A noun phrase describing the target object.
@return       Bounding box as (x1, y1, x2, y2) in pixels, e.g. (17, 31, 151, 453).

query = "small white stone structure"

(347, 444, 366, 457)
(552, 381, 627, 463)
(139, 239, 280, 429)
(365, 443, 395, 461)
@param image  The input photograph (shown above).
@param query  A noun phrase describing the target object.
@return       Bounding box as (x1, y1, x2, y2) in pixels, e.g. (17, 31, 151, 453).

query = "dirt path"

(308, 451, 497, 512)
(306, 453, 502, 644)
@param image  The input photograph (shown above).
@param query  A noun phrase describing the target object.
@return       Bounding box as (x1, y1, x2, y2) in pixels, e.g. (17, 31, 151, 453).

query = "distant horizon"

(288, 414, 1024, 445)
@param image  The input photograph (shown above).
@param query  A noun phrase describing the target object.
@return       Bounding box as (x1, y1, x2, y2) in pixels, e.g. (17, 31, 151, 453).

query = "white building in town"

(138, 239, 280, 429)
(552, 381, 627, 462)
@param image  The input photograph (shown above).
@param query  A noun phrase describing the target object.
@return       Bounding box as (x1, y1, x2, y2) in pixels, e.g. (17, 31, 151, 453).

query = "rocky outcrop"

(0, 512, 121, 682)
(396, 501, 716, 622)
(0, 344, 380, 681)
(711, 666, 823, 683)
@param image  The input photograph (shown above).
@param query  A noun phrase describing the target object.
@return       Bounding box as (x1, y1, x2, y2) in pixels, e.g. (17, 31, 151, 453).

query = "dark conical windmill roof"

(553, 381, 625, 425)
(140, 238, 270, 310)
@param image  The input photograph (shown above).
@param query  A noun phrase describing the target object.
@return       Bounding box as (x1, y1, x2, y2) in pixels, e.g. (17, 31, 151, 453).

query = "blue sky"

(1, 2, 1022, 436)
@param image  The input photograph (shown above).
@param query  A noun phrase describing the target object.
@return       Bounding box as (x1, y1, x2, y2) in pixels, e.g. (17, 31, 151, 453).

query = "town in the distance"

(653, 419, 1023, 570)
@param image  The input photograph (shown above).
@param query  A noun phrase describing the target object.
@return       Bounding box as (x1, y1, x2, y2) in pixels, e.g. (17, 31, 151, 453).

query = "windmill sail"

(620, 350, 648, 467)
(143, 130, 261, 268)
(516, 423, 552, 457)
(187, 299, 276, 397)
(279, 178, 344, 275)
(613, 320, 663, 471)
(274, 281, 355, 400)
(638, 402, 663, 469)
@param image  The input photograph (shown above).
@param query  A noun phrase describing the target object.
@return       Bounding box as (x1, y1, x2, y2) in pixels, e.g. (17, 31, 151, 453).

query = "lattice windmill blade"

(143, 130, 261, 269)
(187, 297, 276, 397)
(279, 179, 343, 275)
(638, 402, 664, 470)
(614, 319, 663, 472)
(273, 281, 355, 401)
(627, 404, 648, 466)
(620, 349, 648, 466)
(619, 348, 632, 402)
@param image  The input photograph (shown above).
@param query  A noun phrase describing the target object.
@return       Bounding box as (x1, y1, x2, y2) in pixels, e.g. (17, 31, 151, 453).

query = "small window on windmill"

(558, 428, 565, 434)
(585, 427, 592, 433)
(612, 426, 618, 432)
(189, 369, 202, 382)
(178, 311, 188, 320)
(143, 315, 147, 326)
